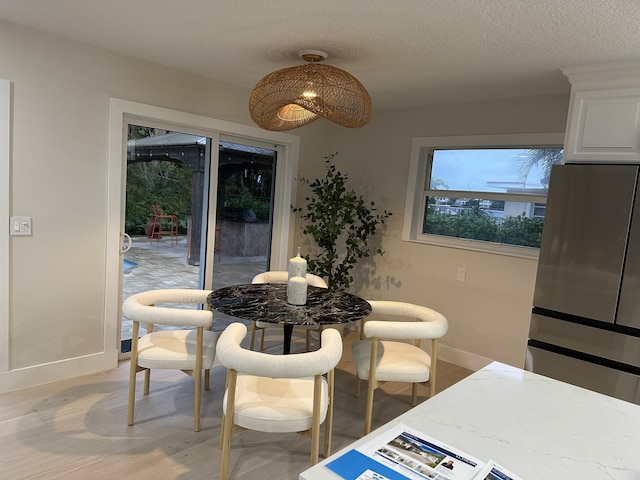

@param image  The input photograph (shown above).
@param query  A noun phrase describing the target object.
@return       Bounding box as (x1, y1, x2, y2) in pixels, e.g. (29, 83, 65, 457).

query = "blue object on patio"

(123, 259, 137, 271)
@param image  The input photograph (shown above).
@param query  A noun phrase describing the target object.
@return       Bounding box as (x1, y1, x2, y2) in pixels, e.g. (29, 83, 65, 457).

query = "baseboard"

(0, 349, 118, 393)
(438, 344, 493, 372)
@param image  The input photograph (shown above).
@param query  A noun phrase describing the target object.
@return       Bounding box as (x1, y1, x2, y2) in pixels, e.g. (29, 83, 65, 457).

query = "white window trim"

(402, 132, 565, 259)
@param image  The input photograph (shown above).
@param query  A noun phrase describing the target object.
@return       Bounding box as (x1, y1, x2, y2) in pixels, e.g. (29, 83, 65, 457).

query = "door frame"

(106, 98, 300, 361)
(0, 79, 10, 375)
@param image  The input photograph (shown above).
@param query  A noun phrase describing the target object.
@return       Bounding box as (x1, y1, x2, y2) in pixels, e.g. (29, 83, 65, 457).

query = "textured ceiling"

(1, 0, 640, 110)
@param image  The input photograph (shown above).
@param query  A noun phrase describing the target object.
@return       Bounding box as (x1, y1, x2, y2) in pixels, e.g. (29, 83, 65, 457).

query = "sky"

(431, 149, 548, 192)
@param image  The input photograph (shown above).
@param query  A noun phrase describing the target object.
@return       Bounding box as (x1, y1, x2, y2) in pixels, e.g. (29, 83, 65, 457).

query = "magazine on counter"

(326, 423, 485, 480)
(471, 460, 524, 480)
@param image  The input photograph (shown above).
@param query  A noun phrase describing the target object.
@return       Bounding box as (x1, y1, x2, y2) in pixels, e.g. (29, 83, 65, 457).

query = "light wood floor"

(0, 327, 472, 480)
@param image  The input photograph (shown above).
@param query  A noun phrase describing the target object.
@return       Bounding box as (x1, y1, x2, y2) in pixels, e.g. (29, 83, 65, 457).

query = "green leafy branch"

(293, 153, 392, 291)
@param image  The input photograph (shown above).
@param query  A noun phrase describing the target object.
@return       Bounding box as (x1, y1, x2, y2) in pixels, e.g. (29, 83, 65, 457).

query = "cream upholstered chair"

(217, 322, 343, 480)
(352, 300, 448, 434)
(249, 271, 328, 352)
(122, 289, 219, 432)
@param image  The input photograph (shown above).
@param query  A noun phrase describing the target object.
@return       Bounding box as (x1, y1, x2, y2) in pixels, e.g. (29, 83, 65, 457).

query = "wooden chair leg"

(364, 384, 376, 436)
(143, 322, 153, 395)
(194, 376, 201, 432)
(324, 369, 335, 458)
(411, 383, 418, 406)
(219, 371, 232, 449)
(143, 369, 150, 395)
(259, 328, 265, 352)
(193, 327, 204, 432)
(249, 322, 257, 350)
(364, 338, 379, 435)
(220, 370, 237, 480)
(429, 339, 438, 397)
(354, 375, 361, 398)
(310, 375, 322, 465)
(204, 369, 210, 391)
(127, 322, 140, 426)
(306, 330, 312, 352)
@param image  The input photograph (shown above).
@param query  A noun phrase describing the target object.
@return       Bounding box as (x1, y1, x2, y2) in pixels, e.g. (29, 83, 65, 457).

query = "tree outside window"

(423, 147, 563, 249)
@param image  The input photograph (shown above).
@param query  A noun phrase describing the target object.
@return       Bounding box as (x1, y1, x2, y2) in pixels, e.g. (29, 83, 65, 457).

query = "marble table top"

(300, 361, 640, 480)
(206, 283, 372, 327)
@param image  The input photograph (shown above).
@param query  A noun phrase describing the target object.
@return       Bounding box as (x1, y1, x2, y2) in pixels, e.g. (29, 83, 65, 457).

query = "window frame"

(402, 133, 565, 259)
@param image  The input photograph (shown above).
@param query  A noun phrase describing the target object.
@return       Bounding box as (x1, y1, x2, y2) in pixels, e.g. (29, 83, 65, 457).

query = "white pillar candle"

(288, 247, 307, 280)
(287, 275, 308, 305)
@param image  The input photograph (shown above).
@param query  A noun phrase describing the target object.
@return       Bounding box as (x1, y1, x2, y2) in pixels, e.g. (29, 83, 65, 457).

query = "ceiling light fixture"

(248, 50, 372, 131)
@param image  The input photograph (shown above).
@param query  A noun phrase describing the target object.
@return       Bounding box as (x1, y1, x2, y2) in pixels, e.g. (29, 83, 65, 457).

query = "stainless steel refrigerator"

(526, 163, 640, 404)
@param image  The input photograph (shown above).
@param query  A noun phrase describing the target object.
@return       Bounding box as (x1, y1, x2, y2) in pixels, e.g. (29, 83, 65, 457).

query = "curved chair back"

(353, 300, 448, 435)
(216, 322, 343, 480)
(122, 288, 213, 327)
(251, 270, 328, 288)
(217, 323, 342, 377)
(122, 288, 217, 432)
(362, 300, 448, 340)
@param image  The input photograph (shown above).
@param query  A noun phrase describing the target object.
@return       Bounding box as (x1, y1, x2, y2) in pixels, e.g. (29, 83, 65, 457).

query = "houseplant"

(294, 153, 392, 291)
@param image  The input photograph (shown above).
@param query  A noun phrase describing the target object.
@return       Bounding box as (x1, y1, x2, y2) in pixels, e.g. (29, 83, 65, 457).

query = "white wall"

(0, 19, 570, 391)
(0, 21, 310, 391)
(295, 95, 570, 369)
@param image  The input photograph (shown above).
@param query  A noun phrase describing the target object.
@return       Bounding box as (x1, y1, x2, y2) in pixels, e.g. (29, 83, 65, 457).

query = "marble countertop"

(300, 361, 640, 480)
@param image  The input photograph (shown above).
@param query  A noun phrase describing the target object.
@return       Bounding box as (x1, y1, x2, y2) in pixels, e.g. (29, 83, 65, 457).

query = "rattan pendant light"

(249, 50, 372, 131)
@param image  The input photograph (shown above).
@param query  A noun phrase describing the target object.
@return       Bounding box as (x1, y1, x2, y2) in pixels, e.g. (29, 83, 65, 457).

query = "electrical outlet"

(456, 267, 466, 282)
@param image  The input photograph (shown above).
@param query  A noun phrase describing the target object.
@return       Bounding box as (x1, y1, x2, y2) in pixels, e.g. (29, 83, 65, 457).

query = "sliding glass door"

(120, 126, 277, 353)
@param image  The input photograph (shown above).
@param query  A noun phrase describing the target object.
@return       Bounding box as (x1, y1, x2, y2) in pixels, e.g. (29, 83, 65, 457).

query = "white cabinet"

(562, 62, 640, 163)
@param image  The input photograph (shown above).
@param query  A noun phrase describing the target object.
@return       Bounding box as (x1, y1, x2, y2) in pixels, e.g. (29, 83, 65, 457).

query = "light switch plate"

(10, 216, 32, 236)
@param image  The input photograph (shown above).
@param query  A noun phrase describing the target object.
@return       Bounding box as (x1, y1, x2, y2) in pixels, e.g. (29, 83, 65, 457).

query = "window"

(403, 133, 565, 258)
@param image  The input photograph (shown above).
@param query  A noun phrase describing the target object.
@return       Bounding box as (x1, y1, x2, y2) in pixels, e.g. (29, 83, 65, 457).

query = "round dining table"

(207, 283, 372, 354)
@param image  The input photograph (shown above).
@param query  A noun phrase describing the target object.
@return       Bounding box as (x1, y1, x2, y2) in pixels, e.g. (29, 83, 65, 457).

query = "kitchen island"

(300, 361, 640, 479)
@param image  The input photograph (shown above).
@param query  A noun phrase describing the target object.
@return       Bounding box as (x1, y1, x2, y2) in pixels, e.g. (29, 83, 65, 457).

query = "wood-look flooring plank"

(1, 328, 473, 480)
